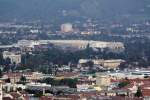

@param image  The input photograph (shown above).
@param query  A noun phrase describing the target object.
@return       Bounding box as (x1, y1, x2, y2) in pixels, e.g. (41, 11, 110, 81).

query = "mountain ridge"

(0, 0, 149, 21)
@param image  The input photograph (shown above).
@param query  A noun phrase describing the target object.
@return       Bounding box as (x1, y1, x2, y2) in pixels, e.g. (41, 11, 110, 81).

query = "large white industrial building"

(38, 40, 125, 50)
(0, 40, 125, 52)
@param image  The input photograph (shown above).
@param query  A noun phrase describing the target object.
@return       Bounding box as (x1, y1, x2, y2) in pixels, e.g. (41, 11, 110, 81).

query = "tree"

(34, 92, 43, 97)
(135, 87, 142, 97)
(20, 75, 27, 84)
(144, 76, 149, 78)
(40, 78, 78, 88)
(0, 53, 4, 65)
(0, 69, 2, 78)
(5, 78, 11, 83)
(118, 81, 130, 88)
(82, 61, 94, 67)
(17, 87, 22, 91)
(60, 78, 78, 88)
(4, 57, 11, 66)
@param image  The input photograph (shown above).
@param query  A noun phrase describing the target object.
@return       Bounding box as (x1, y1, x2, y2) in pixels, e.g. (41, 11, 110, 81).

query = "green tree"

(0, 53, 4, 65)
(118, 81, 130, 88)
(82, 61, 94, 67)
(135, 87, 142, 97)
(5, 57, 11, 65)
(0, 69, 2, 78)
(60, 78, 78, 88)
(20, 75, 27, 84)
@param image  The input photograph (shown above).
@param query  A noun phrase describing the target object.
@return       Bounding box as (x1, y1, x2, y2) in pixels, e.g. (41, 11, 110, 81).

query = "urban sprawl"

(0, 20, 150, 100)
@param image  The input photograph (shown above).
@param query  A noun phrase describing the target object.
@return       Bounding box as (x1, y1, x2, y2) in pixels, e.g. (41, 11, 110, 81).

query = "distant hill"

(0, 0, 150, 22)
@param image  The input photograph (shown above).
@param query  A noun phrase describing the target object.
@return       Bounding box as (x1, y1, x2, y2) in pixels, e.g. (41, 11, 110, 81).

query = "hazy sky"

(0, 0, 149, 21)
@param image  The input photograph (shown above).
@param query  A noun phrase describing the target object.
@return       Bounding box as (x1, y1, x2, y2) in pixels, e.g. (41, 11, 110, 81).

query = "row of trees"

(38, 78, 78, 88)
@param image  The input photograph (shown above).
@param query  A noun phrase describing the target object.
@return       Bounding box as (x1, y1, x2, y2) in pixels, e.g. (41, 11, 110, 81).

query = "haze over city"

(0, 0, 150, 100)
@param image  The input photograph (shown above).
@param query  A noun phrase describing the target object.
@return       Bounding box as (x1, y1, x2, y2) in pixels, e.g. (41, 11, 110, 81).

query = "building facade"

(3, 51, 21, 64)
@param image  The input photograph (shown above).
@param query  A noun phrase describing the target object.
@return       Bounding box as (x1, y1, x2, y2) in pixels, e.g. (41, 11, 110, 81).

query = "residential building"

(79, 59, 125, 69)
(61, 23, 73, 33)
(96, 73, 111, 87)
(3, 51, 21, 64)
